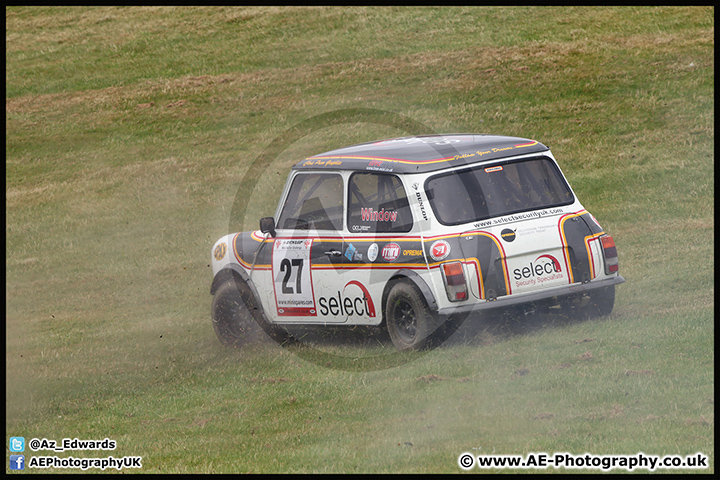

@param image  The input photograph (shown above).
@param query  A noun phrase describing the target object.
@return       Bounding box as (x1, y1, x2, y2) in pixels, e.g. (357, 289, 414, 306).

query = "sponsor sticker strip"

(231, 208, 599, 316)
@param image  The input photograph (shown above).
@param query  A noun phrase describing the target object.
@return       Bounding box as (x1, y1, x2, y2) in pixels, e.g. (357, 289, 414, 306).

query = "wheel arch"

(381, 269, 438, 321)
(210, 265, 265, 315)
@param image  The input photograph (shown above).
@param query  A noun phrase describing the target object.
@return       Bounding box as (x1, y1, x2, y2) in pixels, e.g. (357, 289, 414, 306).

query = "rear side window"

(425, 157, 574, 226)
(277, 173, 344, 231)
(348, 173, 413, 233)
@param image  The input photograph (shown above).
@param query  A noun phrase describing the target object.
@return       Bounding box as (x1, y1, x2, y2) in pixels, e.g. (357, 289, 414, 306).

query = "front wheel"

(385, 281, 442, 351)
(212, 279, 290, 348)
(212, 280, 259, 347)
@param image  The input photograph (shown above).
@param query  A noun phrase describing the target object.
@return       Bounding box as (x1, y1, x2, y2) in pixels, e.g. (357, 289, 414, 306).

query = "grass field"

(6, 6, 713, 473)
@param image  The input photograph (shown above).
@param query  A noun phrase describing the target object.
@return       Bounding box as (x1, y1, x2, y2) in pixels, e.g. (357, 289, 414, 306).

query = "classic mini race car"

(210, 134, 625, 350)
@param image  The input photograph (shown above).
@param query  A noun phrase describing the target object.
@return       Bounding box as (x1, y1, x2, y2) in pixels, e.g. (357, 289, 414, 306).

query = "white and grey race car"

(211, 134, 624, 350)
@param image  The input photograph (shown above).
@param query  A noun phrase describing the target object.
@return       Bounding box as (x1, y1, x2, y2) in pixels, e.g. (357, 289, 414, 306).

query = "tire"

(211, 280, 260, 347)
(213, 277, 294, 348)
(212, 278, 296, 348)
(385, 281, 441, 351)
(587, 286, 615, 318)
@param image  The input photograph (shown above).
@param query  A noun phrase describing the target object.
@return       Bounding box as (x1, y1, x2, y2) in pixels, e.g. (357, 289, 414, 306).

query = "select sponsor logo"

(513, 254, 565, 288)
(318, 280, 376, 318)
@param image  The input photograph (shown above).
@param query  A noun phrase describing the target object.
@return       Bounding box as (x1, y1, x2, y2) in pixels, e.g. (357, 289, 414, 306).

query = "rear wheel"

(385, 281, 447, 351)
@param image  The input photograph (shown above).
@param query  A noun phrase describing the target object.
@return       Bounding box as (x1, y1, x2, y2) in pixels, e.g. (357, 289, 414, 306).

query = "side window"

(277, 173, 343, 231)
(348, 173, 413, 233)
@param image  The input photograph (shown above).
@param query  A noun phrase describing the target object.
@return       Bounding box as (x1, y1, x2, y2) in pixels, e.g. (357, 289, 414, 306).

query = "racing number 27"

(280, 258, 304, 294)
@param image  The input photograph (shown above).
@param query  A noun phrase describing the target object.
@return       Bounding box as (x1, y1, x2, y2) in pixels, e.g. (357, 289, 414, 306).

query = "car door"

(341, 172, 416, 325)
(271, 171, 346, 323)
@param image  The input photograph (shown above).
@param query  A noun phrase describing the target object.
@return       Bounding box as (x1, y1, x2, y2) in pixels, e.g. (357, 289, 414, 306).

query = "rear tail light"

(600, 235, 619, 274)
(441, 261, 468, 302)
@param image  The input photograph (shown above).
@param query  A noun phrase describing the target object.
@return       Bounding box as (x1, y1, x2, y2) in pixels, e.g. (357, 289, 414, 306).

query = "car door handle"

(324, 250, 342, 257)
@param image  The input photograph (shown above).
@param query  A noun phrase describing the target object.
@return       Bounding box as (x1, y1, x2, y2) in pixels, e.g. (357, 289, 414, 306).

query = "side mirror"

(259, 217, 276, 238)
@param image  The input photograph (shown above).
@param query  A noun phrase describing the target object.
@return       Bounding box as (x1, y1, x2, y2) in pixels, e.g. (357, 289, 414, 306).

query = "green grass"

(6, 6, 713, 473)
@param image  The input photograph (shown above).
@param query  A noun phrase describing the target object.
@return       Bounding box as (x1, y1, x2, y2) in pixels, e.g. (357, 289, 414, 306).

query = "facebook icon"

(10, 455, 25, 470)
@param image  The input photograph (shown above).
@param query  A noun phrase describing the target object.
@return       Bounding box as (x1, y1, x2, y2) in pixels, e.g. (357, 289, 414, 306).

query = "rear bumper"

(437, 275, 625, 317)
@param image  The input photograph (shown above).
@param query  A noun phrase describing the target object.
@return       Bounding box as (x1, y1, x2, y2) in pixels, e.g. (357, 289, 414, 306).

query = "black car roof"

(293, 134, 549, 174)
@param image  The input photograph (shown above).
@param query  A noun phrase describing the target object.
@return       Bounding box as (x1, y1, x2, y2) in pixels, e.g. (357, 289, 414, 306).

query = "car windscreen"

(277, 173, 344, 231)
(425, 157, 574, 226)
